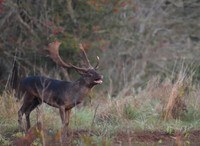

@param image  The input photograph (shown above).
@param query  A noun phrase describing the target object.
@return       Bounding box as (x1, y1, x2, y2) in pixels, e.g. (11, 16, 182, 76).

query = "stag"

(11, 41, 103, 131)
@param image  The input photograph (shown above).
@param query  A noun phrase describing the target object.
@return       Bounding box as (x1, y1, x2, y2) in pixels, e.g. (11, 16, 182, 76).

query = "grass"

(71, 108, 95, 129)
(1, 70, 200, 145)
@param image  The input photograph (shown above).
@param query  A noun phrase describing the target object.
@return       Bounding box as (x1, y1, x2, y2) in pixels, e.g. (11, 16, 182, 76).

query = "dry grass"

(163, 67, 193, 120)
(96, 66, 197, 128)
(0, 90, 19, 118)
(163, 78, 187, 120)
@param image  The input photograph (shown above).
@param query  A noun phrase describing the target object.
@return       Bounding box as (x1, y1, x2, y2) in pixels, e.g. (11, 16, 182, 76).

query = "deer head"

(47, 41, 103, 87)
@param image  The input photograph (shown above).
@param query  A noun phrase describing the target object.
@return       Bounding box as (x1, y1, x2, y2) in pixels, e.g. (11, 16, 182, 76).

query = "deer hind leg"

(18, 108, 24, 131)
(18, 94, 40, 131)
(18, 95, 31, 131)
(24, 98, 41, 131)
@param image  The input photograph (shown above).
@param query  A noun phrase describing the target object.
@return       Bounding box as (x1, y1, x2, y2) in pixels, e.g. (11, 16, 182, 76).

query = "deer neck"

(72, 78, 90, 95)
(68, 79, 90, 105)
(77, 77, 95, 89)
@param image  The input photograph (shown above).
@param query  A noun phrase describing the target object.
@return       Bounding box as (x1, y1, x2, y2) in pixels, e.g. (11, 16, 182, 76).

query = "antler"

(94, 56, 99, 69)
(47, 41, 87, 72)
(79, 43, 100, 70)
(79, 43, 92, 68)
(47, 41, 100, 71)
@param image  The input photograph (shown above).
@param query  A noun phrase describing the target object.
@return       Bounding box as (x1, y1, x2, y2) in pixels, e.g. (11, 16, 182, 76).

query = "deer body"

(19, 76, 90, 108)
(12, 42, 103, 131)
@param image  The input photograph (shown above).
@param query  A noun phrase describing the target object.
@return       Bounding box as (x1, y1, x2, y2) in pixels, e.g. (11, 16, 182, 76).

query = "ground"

(12, 127, 200, 146)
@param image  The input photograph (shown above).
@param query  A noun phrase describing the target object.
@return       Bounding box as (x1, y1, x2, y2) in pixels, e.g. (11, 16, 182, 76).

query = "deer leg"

(18, 94, 39, 131)
(59, 107, 66, 127)
(65, 109, 71, 127)
(18, 105, 31, 131)
(59, 108, 71, 145)
(59, 108, 72, 128)
(18, 109, 24, 131)
(18, 97, 31, 131)
(24, 98, 41, 131)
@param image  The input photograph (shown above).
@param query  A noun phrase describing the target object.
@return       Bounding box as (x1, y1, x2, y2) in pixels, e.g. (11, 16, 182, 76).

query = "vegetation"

(0, 0, 200, 145)
(1, 67, 200, 145)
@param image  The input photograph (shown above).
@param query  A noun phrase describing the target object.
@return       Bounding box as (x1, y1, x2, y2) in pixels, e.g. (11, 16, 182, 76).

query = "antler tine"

(94, 56, 99, 69)
(79, 43, 92, 68)
(47, 41, 87, 71)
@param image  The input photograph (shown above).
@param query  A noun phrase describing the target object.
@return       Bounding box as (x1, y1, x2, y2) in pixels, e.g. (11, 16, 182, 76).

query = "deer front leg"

(65, 109, 71, 127)
(59, 108, 71, 128)
(59, 108, 71, 145)
(59, 107, 65, 127)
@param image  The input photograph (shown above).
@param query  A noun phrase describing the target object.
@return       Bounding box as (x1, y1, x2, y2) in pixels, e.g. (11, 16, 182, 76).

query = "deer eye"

(89, 73, 93, 77)
(85, 73, 93, 77)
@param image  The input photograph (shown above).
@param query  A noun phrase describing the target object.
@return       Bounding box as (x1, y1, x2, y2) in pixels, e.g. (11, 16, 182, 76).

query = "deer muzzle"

(94, 75, 103, 84)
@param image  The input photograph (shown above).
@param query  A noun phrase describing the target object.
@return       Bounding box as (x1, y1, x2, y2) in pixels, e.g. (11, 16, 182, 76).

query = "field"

(1, 69, 200, 146)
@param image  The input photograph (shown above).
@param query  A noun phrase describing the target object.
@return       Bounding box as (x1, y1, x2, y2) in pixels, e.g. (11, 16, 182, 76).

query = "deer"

(11, 41, 103, 132)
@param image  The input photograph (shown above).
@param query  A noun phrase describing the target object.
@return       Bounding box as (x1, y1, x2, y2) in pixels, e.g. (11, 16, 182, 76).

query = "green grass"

(71, 108, 95, 129)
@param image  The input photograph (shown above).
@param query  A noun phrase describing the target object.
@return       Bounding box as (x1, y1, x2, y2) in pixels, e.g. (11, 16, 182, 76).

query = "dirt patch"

(115, 130, 200, 145)
(114, 131, 172, 144)
(12, 128, 200, 146)
(72, 129, 200, 145)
